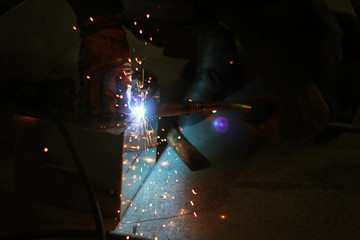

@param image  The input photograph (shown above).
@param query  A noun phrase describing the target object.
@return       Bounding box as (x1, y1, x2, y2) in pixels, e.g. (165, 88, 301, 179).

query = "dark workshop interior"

(1, 0, 360, 240)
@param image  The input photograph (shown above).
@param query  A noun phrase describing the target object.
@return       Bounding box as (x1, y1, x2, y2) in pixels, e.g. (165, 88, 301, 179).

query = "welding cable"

(0, 229, 149, 240)
(46, 106, 106, 240)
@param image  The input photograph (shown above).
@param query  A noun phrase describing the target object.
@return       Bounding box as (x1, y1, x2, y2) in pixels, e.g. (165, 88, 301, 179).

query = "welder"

(66, 0, 360, 142)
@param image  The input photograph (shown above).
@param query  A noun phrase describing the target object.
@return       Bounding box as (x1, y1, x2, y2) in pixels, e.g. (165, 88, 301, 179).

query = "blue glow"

(212, 117, 229, 133)
(132, 106, 146, 121)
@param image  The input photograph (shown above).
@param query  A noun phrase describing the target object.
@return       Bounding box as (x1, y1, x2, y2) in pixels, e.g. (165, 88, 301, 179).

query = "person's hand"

(78, 15, 132, 122)
(246, 84, 331, 143)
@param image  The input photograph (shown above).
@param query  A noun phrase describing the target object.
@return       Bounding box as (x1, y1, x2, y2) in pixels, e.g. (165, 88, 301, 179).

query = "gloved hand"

(246, 84, 331, 142)
(78, 15, 132, 122)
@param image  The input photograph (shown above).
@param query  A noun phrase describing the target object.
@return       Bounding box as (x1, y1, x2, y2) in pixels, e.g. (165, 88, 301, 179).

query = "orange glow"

(126, 236, 130, 240)
(192, 189, 198, 195)
(86, 75, 90, 79)
(119, 95, 124, 99)
(193, 212, 198, 217)
(43, 147, 48, 152)
(229, 60, 234, 64)
(190, 201, 194, 206)
(139, 29, 143, 34)
(134, 21, 137, 25)
(117, 210, 120, 213)
(72, 26, 77, 30)
(150, 36, 153, 41)
(220, 215, 226, 219)
(128, 58, 132, 62)
(89, 17, 94, 21)
(154, 237, 158, 240)
(146, 14, 150, 18)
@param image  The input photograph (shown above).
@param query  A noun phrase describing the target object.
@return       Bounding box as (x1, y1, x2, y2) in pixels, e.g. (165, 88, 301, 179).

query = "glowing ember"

(220, 215, 226, 219)
(89, 17, 94, 22)
(72, 26, 77, 30)
(43, 147, 48, 152)
(193, 212, 198, 217)
(229, 60, 234, 64)
(146, 13, 150, 18)
(192, 189, 198, 195)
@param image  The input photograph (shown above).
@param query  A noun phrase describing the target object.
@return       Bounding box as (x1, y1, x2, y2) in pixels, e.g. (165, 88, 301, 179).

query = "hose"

(47, 106, 106, 240)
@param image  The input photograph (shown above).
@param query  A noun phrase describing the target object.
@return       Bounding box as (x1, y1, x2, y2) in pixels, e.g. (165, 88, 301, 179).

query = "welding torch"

(146, 100, 272, 123)
(145, 101, 360, 134)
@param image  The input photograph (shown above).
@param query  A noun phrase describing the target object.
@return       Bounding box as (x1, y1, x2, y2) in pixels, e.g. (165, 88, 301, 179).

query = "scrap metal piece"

(162, 119, 211, 171)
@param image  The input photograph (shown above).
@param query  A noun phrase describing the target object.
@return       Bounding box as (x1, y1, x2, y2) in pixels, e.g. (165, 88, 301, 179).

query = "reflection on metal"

(120, 90, 159, 219)
(166, 121, 211, 171)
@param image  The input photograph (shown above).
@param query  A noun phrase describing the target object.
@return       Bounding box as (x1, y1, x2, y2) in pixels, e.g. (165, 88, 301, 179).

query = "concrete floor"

(116, 80, 360, 240)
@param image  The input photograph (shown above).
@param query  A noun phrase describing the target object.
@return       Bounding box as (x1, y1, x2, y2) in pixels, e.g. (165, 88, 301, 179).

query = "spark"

(220, 215, 226, 219)
(190, 201, 194, 206)
(146, 13, 150, 18)
(139, 29, 143, 34)
(192, 189, 198, 195)
(89, 17, 94, 22)
(193, 212, 198, 217)
(161, 161, 169, 167)
(72, 26, 77, 30)
(86, 75, 90, 79)
(212, 110, 217, 113)
(134, 21, 137, 25)
(229, 60, 234, 64)
(43, 147, 48, 152)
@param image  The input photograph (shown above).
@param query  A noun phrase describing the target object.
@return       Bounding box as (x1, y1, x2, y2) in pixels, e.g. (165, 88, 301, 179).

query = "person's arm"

(66, 0, 131, 123)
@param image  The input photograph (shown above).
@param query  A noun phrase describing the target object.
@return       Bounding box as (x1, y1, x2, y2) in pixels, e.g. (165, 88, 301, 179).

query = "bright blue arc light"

(132, 106, 146, 121)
